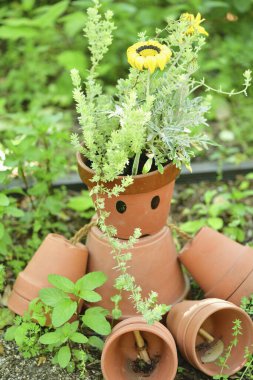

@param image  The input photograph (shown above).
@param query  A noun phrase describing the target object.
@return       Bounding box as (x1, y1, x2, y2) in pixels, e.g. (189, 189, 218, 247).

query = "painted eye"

(151, 196, 160, 209)
(116, 200, 127, 213)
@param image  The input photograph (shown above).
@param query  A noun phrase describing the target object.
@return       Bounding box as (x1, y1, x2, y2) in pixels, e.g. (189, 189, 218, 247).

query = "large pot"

(101, 316, 178, 380)
(8, 234, 88, 316)
(86, 225, 189, 319)
(77, 153, 180, 239)
(166, 298, 253, 377)
(179, 227, 253, 305)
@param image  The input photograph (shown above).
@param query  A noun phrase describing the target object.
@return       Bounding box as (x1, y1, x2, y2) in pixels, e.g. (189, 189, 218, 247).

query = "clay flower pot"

(8, 234, 88, 316)
(77, 153, 180, 239)
(86, 225, 189, 319)
(179, 227, 253, 305)
(101, 316, 178, 380)
(166, 298, 253, 377)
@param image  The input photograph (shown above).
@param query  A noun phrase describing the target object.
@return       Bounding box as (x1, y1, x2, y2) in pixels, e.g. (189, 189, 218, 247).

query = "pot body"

(166, 298, 253, 377)
(101, 316, 178, 380)
(8, 234, 88, 316)
(86, 225, 189, 319)
(77, 152, 180, 239)
(179, 227, 253, 305)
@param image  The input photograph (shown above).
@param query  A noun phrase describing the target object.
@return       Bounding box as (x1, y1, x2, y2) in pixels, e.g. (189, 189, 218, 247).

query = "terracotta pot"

(101, 316, 178, 380)
(179, 227, 253, 305)
(86, 225, 189, 319)
(166, 298, 253, 377)
(8, 234, 88, 316)
(77, 153, 180, 239)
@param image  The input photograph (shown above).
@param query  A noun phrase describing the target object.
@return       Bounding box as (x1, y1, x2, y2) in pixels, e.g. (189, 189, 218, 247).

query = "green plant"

(0, 264, 5, 291)
(5, 272, 110, 376)
(0, 110, 75, 272)
(179, 173, 253, 243)
(5, 312, 46, 359)
(38, 272, 111, 375)
(241, 295, 253, 318)
(213, 319, 243, 380)
(238, 346, 253, 380)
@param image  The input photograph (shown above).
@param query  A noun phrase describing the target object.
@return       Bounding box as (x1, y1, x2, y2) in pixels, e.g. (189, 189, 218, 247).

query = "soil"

(131, 356, 160, 377)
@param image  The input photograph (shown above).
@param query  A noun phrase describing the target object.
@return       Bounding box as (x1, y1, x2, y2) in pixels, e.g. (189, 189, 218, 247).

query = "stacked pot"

(77, 153, 189, 319)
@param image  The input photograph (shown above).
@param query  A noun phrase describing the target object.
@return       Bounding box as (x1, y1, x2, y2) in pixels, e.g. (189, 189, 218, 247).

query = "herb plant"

(213, 319, 243, 380)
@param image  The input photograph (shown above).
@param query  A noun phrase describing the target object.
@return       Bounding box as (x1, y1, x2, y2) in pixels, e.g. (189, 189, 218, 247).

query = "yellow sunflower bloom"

(127, 40, 172, 74)
(181, 12, 209, 36)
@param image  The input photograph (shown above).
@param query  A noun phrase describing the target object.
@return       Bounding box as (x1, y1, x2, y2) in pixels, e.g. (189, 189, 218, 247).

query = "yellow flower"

(181, 12, 209, 36)
(127, 40, 172, 74)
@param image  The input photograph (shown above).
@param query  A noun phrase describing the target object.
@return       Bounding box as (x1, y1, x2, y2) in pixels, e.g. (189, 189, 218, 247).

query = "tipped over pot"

(166, 298, 253, 377)
(179, 227, 253, 305)
(8, 234, 88, 316)
(101, 316, 178, 380)
(77, 153, 180, 239)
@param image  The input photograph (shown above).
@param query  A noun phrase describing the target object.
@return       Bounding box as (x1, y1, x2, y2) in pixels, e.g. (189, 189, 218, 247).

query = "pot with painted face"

(77, 153, 180, 239)
(101, 316, 178, 380)
(8, 233, 88, 316)
(179, 227, 253, 305)
(166, 298, 253, 377)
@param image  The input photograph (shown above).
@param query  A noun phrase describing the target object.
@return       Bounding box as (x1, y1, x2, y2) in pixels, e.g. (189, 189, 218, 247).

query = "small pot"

(8, 234, 88, 316)
(86, 225, 189, 319)
(77, 153, 180, 239)
(101, 316, 178, 380)
(179, 227, 253, 305)
(166, 298, 253, 377)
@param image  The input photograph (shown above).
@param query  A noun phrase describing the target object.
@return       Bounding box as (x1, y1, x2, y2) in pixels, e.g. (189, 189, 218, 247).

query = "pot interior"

(103, 329, 176, 380)
(194, 309, 252, 375)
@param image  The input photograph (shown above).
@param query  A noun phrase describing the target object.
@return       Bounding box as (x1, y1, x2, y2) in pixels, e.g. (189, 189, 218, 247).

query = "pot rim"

(76, 152, 180, 194)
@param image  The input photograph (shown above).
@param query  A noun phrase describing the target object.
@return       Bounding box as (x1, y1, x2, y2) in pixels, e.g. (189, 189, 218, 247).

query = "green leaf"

(4, 325, 18, 341)
(52, 299, 77, 327)
(180, 219, 206, 234)
(75, 272, 107, 292)
(0, 26, 38, 40)
(204, 190, 217, 205)
(60, 11, 86, 37)
(5, 207, 24, 218)
(67, 192, 94, 212)
(79, 290, 102, 302)
(39, 332, 61, 345)
(0, 193, 9, 206)
(35, 1, 69, 27)
(57, 50, 88, 73)
(0, 308, 15, 329)
(82, 307, 111, 336)
(207, 217, 224, 230)
(39, 287, 68, 307)
(48, 274, 74, 293)
(88, 336, 104, 351)
(58, 345, 71, 369)
(0, 223, 5, 239)
(142, 157, 153, 174)
(70, 332, 88, 344)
